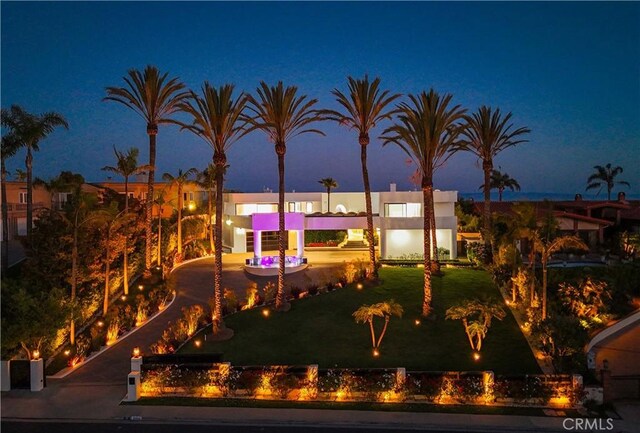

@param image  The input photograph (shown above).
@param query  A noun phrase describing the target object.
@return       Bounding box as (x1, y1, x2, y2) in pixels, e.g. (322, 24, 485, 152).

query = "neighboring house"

(1, 181, 50, 240)
(586, 310, 640, 402)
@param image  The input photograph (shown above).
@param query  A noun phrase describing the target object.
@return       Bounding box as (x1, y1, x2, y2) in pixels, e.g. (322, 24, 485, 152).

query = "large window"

(18, 192, 27, 204)
(384, 203, 421, 217)
(287, 201, 314, 213)
(235, 203, 278, 216)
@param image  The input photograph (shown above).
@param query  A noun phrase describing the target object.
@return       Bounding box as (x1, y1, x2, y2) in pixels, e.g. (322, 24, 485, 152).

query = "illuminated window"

(236, 203, 278, 216)
(18, 192, 27, 204)
(384, 203, 421, 217)
(407, 203, 421, 217)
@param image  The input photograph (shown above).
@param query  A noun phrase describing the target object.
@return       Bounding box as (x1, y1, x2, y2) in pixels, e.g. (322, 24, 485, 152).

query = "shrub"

(234, 370, 262, 396)
(223, 288, 238, 313)
(262, 282, 276, 304)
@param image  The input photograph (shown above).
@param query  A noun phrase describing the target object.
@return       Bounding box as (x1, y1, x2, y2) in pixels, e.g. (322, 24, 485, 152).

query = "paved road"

(1, 421, 466, 433)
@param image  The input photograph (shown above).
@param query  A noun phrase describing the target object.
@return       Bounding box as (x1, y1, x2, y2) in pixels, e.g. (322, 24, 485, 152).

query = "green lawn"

(181, 267, 541, 374)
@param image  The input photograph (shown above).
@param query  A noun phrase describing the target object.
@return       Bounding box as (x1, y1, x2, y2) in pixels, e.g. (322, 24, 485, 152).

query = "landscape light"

(64, 350, 71, 356)
(356, 283, 363, 290)
(194, 340, 202, 348)
(121, 295, 126, 301)
(262, 309, 270, 317)
(32, 350, 40, 360)
(132, 347, 141, 357)
(138, 285, 144, 291)
(373, 349, 380, 357)
(414, 319, 421, 326)
(473, 352, 481, 361)
(97, 320, 104, 327)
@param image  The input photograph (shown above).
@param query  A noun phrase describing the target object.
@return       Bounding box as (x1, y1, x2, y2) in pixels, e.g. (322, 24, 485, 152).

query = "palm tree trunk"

(430, 193, 440, 272)
(157, 205, 162, 267)
(476, 334, 483, 351)
(70, 217, 78, 345)
(482, 160, 492, 250)
(422, 184, 433, 316)
(542, 259, 548, 320)
(463, 318, 474, 349)
(177, 185, 183, 255)
(213, 157, 225, 333)
(103, 228, 111, 316)
(26, 147, 33, 240)
(123, 177, 129, 295)
(499, 188, 504, 202)
(376, 316, 390, 348)
(529, 242, 536, 305)
(327, 188, 331, 213)
(208, 188, 214, 253)
(1, 156, 9, 272)
(359, 134, 377, 279)
(145, 127, 157, 272)
(368, 319, 376, 349)
(275, 147, 287, 310)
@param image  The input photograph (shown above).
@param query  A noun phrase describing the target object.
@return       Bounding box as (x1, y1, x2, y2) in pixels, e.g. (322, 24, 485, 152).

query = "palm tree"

(246, 81, 325, 311)
(97, 202, 128, 316)
(484, 169, 521, 202)
(353, 300, 403, 353)
(104, 65, 189, 272)
(1, 105, 68, 240)
(586, 164, 630, 201)
(13, 168, 26, 181)
(162, 168, 197, 257)
(446, 299, 505, 351)
(382, 89, 466, 316)
(152, 189, 169, 268)
(323, 76, 400, 278)
(318, 177, 338, 213)
(1, 134, 20, 271)
(101, 146, 150, 294)
(179, 82, 249, 335)
(456, 107, 530, 249)
(534, 233, 587, 320)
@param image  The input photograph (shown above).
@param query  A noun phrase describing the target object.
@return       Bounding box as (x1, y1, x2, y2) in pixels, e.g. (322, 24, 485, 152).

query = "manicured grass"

(181, 268, 540, 374)
(126, 397, 562, 417)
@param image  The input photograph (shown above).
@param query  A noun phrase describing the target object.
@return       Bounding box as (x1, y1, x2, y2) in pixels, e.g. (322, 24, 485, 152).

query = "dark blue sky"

(2, 2, 639, 196)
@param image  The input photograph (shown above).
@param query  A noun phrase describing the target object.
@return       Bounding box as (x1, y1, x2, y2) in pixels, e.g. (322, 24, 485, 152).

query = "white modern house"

(220, 184, 458, 271)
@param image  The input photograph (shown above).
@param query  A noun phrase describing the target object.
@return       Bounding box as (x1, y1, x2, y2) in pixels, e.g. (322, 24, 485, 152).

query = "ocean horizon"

(457, 191, 640, 202)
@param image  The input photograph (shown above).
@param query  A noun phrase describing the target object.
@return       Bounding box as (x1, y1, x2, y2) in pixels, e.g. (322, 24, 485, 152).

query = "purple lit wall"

(252, 212, 305, 231)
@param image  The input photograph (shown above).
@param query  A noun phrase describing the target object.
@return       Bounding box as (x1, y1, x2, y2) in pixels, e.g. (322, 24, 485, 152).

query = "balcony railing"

(1, 202, 46, 212)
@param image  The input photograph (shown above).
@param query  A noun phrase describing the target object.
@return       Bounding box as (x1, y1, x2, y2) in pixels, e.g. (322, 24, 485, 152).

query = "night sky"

(2, 2, 639, 197)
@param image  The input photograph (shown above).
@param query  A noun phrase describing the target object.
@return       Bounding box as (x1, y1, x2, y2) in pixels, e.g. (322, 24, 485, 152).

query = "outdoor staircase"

(341, 240, 368, 249)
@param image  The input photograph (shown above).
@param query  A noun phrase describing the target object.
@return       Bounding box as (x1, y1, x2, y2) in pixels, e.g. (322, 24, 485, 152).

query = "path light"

(132, 347, 141, 358)
(414, 319, 421, 326)
(262, 309, 270, 318)
(356, 283, 363, 290)
(97, 320, 104, 327)
(194, 340, 202, 348)
(373, 349, 380, 357)
(64, 350, 71, 356)
(32, 350, 40, 360)
(121, 295, 127, 301)
(138, 285, 144, 291)
(473, 352, 481, 361)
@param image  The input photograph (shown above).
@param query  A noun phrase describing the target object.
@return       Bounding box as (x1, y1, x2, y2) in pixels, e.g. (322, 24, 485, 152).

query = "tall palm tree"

(1, 134, 20, 271)
(13, 168, 26, 181)
(353, 300, 403, 353)
(382, 89, 466, 316)
(484, 169, 521, 202)
(104, 65, 189, 272)
(162, 168, 197, 257)
(323, 76, 400, 278)
(102, 146, 150, 294)
(246, 81, 325, 311)
(1, 105, 68, 240)
(456, 107, 530, 249)
(586, 163, 630, 201)
(179, 83, 249, 335)
(318, 177, 338, 212)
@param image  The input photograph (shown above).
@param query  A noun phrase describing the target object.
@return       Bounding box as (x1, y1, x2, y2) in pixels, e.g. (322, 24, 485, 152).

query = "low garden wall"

(136, 362, 583, 408)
